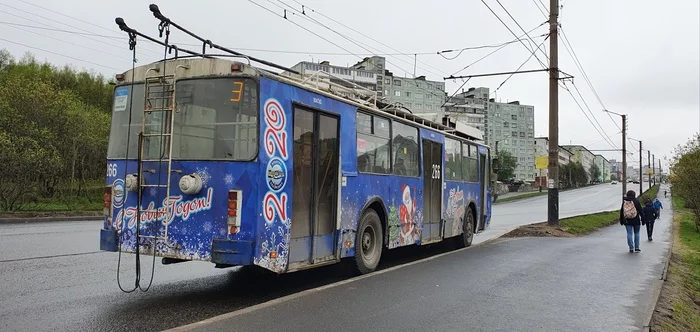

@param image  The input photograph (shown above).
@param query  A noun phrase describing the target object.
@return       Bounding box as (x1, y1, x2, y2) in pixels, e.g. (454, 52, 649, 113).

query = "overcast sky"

(1, 0, 698, 171)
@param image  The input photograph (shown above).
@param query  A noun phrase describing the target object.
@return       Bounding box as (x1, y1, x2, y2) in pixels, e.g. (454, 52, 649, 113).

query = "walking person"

(620, 190, 645, 253)
(664, 190, 667, 198)
(642, 199, 657, 241)
(653, 198, 663, 219)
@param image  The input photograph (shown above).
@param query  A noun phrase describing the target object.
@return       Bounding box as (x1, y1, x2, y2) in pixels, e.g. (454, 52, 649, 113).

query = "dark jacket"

(620, 196, 644, 226)
(642, 201, 657, 225)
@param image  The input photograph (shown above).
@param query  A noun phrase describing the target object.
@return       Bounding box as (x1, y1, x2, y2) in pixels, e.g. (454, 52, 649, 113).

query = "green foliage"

(560, 162, 588, 188)
(560, 210, 619, 234)
(494, 150, 517, 181)
(493, 191, 547, 204)
(669, 133, 700, 232)
(589, 163, 601, 182)
(0, 50, 112, 211)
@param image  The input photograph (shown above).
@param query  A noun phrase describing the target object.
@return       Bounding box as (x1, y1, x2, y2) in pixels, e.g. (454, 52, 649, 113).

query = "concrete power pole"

(639, 140, 643, 196)
(547, 0, 560, 226)
(652, 154, 656, 185)
(622, 115, 627, 196)
(648, 150, 651, 184)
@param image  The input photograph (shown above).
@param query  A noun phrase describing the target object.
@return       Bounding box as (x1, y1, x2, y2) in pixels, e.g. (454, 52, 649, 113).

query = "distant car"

(611, 181, 618, 185)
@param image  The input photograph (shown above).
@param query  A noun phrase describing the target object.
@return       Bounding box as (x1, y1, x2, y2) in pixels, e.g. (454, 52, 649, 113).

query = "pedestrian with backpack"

(653, 198, 663, 219)
(642, 198, 657, 241)
(620, 190, 645, 253)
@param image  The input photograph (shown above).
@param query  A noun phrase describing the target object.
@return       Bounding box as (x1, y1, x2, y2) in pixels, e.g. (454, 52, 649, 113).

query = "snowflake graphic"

(195, 167, 211, 187)
(149, 187, 158, 197)
(224, 174, 234, 185)
(203, 221, 213, 233)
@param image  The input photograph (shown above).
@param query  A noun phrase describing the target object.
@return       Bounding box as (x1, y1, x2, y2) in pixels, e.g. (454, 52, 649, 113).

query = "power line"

(449, 22, 547, 77)
(480, 0, 548, 70)
(437, 38, 533, 60)
(0, 7, 162, 57)
(0, 21, 123, 39)
(571, 81, 619, 149)
(4, 22, 132, 61)
(561, 82, 618, 150)
(289, 0, 450, 77)
(270, 0, 445, 100)
(275, 0, 447, 81)
(12, 0, 122, 36)
(531, 0, 548, 19)
(558, 27, 619, 130)
(493, 35, 550, 95)
(0, 37, 121, 71)
(495, 0, 550, 63)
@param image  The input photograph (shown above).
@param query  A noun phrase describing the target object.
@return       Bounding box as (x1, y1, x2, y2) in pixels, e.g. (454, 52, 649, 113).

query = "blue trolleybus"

(100, 9, 492, 283)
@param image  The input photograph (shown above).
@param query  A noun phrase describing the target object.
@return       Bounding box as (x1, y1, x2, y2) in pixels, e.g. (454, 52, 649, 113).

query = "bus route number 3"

(432, 164, 441, 179)
(107, 164, 118, 177)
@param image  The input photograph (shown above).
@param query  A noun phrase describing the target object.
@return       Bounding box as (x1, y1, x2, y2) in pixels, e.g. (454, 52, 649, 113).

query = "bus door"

(478, 151, 488, 231)
(421, 139, 443, 243)
(289, 107, 340, 268)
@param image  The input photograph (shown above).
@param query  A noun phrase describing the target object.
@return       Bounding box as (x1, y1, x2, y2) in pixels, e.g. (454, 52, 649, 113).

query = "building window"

(385, 90, 389, 96)
(415, 93, 423, 100)
(377, 75, 383, 80)
(394, 80, 402, 86)
(416, 104, 422, 109)
(520, 132, 525, 137)
(385, 79, 391, 84)
(392, 121, 419, 177)
(511, 115, 517, 120)
(426, 94, 433, 100)
(462, 143, 479, 182)
(394, 90, 401, 97)
(405, 91, 411, 98)
(427, 83, 433, 89)
(504, 122, 509, 128)
(512, 131, 518, 137)
(356, 112, 391, 174)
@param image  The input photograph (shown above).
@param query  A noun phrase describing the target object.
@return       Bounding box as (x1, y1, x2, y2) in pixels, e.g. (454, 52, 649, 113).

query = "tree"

(494, 150, 517, 181)
(589, 163, 601, 183)
(669, 133, 700, 231)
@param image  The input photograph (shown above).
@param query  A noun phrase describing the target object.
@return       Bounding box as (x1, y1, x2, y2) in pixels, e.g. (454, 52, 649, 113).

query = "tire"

(354, 209, 383, 274)
(460, 206, 475, 247)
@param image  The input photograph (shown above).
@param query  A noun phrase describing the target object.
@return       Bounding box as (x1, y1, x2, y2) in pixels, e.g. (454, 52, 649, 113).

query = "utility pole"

(659, 159, 662, 183)
(547, 0, 560, 226)
(648, 150, 651, 184)
(639, 140, 643, 196)
(652, 154, 656, 185)
(621, 114, 627, 196)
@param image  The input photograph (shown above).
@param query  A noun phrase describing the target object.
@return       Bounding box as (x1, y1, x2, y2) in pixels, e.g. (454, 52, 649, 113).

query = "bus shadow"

(98, 241, 459, 331)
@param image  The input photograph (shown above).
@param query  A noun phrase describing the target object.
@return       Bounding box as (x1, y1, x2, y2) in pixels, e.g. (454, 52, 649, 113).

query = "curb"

(0, 215, 102, 224)
(642, 188, 672, 332)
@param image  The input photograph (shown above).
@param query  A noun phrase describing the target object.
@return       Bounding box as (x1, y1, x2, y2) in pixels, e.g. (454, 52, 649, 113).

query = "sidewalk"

(170, 185, 672, 332)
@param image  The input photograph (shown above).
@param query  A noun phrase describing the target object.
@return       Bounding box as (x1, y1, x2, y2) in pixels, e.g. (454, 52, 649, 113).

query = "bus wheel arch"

(354, 198, 387, 274)
(463, 202, 477, 247)
(359, 197, 388, 246)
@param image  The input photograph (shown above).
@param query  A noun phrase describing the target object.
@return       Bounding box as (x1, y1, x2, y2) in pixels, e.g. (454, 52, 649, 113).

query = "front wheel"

(354, 209, 383, 274)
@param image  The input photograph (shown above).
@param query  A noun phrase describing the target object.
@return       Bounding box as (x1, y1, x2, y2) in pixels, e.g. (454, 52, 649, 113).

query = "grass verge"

(651, 195, 700, 332)
(504, 184, 660, 237)
(494, 191, 547, 204)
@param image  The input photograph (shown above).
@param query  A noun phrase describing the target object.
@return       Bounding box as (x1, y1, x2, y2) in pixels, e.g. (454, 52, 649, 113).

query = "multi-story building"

(443, 87, 489, 132)
(533, 137, 574, 186)
(488, 99, 536, 182)
(562, 145, 595, 182)
(594, 154, 611, 182)
(351, 56, 446, 114)
(286, 60, 377, 91)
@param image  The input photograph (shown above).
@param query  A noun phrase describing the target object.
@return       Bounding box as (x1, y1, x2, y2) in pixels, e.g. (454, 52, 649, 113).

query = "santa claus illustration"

(398, 184, 417, 245)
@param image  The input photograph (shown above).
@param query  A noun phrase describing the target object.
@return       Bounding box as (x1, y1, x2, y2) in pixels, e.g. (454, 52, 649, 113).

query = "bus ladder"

(138, 74, 179, 250)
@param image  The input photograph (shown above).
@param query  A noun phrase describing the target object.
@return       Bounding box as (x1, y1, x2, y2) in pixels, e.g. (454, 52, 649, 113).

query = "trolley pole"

(547, 0, 560, 226)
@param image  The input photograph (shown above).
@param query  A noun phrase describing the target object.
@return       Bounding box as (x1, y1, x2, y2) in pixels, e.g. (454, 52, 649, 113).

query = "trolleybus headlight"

(179, 173, 203, 195)
(125, 173, 139, 192)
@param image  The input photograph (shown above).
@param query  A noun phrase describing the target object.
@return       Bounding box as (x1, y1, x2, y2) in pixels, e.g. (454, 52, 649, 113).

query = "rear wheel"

(354, 209, 383, 274)
(461, 206, 475, 247)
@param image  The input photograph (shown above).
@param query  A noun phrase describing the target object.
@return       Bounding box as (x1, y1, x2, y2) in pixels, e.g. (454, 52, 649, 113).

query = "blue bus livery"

(101, 7, 492, 289)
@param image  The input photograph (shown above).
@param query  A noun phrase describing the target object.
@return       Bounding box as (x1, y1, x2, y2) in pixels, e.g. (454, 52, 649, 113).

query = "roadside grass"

(559, 210, 619, 235)
(0, 181, 103, 216)
(504, 183, 661, 237)
(494, 191, 547, 204)
(653, 195, 700, 332)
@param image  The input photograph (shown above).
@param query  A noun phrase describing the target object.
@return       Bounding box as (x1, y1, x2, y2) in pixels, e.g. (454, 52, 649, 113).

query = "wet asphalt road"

(0, 183, 657, 332)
